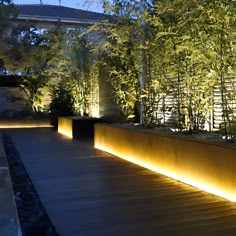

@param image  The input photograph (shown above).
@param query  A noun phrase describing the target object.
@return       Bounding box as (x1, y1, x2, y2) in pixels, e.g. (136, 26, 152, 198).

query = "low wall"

(0, 87, 50, 117)
(94, 124, 236, 202)
(58, 116, 102, 139)
(58, 117, 73, 138)
(0, 135, 22, 236)
(0, 87, 30, 116)
(0, 118, 52, 128)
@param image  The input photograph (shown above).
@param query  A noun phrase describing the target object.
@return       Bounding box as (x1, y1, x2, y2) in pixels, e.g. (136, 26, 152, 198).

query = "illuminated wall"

(0, 120, 52, 128)
(58, 116, 102, 139)
(94, 124, 236, 202)
(58, 117, 73, 138)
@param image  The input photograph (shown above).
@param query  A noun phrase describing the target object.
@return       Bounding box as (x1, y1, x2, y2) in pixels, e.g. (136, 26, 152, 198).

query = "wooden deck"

(3, 128, 236, 236)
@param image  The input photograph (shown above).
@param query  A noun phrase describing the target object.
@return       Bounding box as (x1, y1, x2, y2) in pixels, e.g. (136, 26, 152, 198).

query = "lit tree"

(3, 23, 60, 112)
(48, 28, 100, 118)
(197, 0, 236, 136)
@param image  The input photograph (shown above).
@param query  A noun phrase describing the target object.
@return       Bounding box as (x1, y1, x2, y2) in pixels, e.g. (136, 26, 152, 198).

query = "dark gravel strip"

(2, 133, 59, 236)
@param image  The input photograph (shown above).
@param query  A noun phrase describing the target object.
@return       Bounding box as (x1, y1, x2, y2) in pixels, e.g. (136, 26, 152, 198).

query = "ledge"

(0, 135, 22, 236)
(0, 119, 52, 129)
(58, 116, 102, 139)
(94, 124, 236, 202)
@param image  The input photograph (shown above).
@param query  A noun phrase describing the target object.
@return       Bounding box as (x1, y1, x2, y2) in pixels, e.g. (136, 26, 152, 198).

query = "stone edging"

(0, 134, 22, 236)
(2, 134, 59, 236)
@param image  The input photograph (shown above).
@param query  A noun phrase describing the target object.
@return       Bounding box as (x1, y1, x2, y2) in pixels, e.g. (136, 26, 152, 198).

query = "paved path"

(0, 134, 21, 236)
(3, 128, 236, 236)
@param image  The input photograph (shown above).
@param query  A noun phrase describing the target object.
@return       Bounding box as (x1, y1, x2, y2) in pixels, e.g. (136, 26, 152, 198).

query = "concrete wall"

(0, 87, 30, 116)
(98, 65, 126, 122)
(94, 124, 236, 202)
(0, 87, 51, 117)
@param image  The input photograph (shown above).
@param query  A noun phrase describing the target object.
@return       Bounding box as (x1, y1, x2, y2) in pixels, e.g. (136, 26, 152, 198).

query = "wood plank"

(4, 128, 236, 236)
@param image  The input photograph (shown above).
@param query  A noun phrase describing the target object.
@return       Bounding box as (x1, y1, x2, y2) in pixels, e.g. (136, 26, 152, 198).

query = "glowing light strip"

(58, 129, 73, 139)
(0, 124, 52, 128)
(95, 144, 236, 203)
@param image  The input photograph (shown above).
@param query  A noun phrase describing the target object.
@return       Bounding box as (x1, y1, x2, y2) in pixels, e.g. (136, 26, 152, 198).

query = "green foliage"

(47, 30, 99, 117)
(96, 20, 140, 120)
(0, 0, 17, 34)
(198, 0, 236, 136)
(49, 80, 74, 117)
(151, 0, 211, 130)
(19, 74, 48, 112)
(93, 0, 152, 122)
(3, 0, 236, 136)
(152, 0, 236, 133)
(1, 6, 99, 117)
(0, 0, 17, 70)
(95, 0, 236, 134)
(2, 23, 58, 112)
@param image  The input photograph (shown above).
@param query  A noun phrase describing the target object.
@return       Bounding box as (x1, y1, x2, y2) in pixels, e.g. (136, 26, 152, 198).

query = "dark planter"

(58, 116, 103, 139)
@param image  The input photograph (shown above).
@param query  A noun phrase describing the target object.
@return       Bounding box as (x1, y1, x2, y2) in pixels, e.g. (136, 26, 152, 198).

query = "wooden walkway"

(3, 128, 236, 236)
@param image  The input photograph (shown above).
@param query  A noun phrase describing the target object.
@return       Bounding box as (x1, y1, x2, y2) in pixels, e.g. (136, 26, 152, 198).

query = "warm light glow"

(90, 106, 100, 118)
(89, 75, 99, 118)
(58, 127, 73, 139)
(95, 144, 236, 203)
(57, 117, 73, 138)
(0, 123, 52, 128)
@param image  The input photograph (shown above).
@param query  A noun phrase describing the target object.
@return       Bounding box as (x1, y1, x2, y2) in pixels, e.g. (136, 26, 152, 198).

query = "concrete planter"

(58, 116, 102, 139)
(94, 124, 236, 202)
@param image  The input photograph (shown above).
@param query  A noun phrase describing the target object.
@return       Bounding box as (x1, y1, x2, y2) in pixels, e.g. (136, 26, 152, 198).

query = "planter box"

(94, 124, 236, 202)
(58, 116, 102, 139)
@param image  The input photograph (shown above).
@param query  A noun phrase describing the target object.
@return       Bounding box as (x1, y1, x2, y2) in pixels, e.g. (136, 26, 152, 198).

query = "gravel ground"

(2, 134, 59, 236)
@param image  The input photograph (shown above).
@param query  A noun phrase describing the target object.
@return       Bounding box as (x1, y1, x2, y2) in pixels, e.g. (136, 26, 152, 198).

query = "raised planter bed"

(58, 116, 102, 139)
(94, 124, 236, 202)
